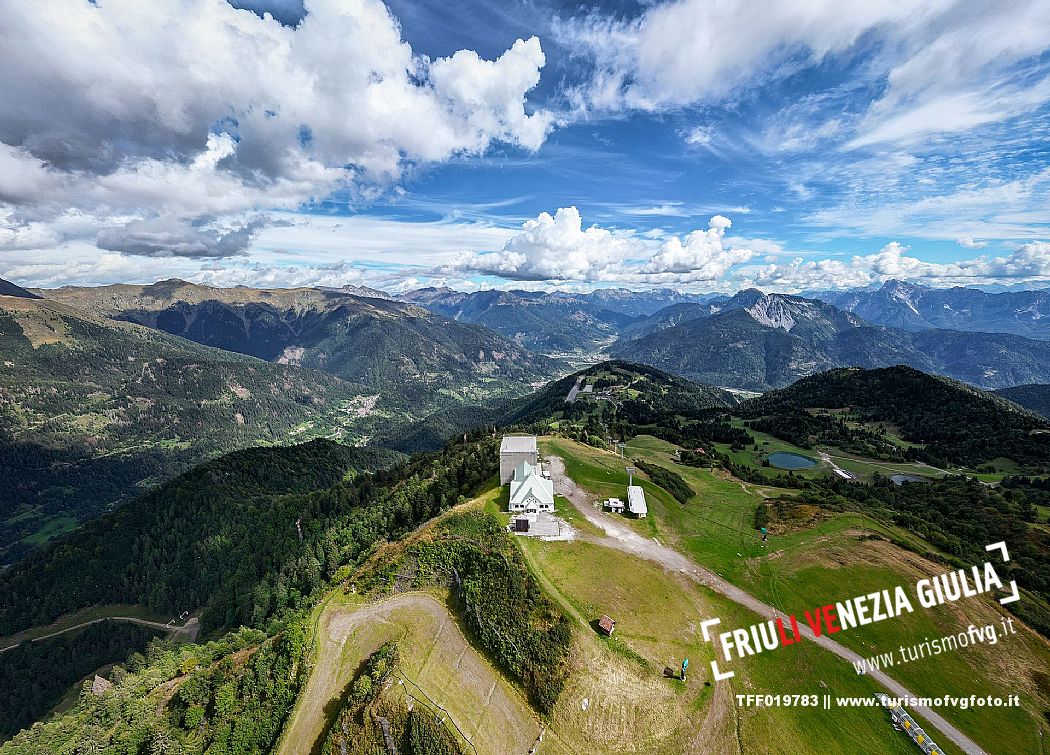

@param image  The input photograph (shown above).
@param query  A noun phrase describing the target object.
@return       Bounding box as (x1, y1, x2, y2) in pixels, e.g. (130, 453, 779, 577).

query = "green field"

(544, 434, 1049, 754)
(519, 529, 927, 754)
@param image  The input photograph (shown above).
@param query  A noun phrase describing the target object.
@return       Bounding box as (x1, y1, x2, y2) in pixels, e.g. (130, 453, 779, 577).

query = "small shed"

(597, 615, 616, 636)
(604, 497, 625, 513)
(627, 485, 648, 518)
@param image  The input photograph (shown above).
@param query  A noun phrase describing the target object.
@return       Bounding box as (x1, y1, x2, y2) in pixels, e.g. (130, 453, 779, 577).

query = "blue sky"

(1, 0, 1048, 292)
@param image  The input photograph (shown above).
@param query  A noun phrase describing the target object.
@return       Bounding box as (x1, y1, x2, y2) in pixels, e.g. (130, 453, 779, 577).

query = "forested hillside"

(0, 295, 381, 563)
(738, 366, 1050, 467)
(0, 437, 495, 637)
(995, 384, 1050, 420)
(0, 620, 162, 740)
(0, 625, 307, 755)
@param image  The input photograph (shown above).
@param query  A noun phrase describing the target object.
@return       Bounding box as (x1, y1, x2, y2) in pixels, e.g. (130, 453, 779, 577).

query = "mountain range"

(0, 292, 391, 563)
(43, 280, 555, 404)
(6, 274, 1050, 560)
(613, 289, 1050, 390)
(0, 280, 557, 560)
(400, 286, 713, 355)
(814, 280, 1050, 339)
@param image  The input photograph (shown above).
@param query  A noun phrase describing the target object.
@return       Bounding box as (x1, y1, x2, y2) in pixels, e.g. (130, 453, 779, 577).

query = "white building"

(604, 497, 625, 513)
(500, 435, 538, 484)
(509, 461, 555, 516)
(627, 486, 648, 518)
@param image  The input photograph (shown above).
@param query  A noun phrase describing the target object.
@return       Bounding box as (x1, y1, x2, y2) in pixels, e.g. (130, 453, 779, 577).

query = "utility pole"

(625, 466, 636, 486)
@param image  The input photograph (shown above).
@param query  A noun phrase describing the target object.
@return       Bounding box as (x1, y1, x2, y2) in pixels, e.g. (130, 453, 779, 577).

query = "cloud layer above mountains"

(0, 0, 1048, 292)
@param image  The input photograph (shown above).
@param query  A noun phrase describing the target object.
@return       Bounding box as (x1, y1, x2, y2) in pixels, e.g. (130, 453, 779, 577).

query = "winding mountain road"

(0, 615, 199, 653)
(546, 455, 988, 755)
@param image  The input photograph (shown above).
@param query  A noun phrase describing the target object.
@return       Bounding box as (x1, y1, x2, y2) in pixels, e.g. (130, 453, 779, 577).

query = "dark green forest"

(0, 437, 492, 637)
(739, 366, 1050, 468)
(0, 625, 307, 755)
(0, 620, 161, 740)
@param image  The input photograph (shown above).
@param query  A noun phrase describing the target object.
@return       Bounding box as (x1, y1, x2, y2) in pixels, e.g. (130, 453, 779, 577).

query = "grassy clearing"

(595, 434, 1050, 753)
(20, 515, 78, 546)
(277, 590, 541, 755)
(518, 530, 921, 754)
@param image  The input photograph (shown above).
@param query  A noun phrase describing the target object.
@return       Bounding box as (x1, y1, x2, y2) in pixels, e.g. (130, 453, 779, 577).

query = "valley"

(1, 285, 1049, 754)
(5, 5, 1049, 751)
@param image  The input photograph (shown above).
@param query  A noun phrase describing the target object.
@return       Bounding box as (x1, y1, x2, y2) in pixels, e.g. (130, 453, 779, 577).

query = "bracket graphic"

(699, 618, 736, 680)
(985, 541, 1020, 605)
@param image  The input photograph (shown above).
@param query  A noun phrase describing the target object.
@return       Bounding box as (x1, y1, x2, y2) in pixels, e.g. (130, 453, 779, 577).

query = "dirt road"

(0, 615, 198, 653)
(546, 455, 988, 755)
(277, 593, 541, 755)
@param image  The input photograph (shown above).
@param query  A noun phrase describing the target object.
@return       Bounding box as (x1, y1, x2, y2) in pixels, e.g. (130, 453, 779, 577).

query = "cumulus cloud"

(1, 1, 550, 188)
(449, 208, 756, 284)
(957, 237, 989, 249)
(744, 240, 1050, 291)
(453, 206, 639, 280)
(0, 0, 551, 258)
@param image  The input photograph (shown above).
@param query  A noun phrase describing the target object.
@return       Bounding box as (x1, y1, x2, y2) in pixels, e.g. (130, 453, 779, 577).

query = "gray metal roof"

(500, 435, 537, 453)
(627, 485, 648, 514)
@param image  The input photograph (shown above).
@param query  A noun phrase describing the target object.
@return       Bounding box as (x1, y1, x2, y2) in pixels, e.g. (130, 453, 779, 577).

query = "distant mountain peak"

(0, 277, 42, 300)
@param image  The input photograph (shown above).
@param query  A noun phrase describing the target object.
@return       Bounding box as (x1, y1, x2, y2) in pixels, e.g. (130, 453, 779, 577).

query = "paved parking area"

(511, 512, 575, 540)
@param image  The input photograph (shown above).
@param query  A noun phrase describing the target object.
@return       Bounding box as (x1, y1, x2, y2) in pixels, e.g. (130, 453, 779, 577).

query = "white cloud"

(96, 216, 270, 259)
(453, 206, 640, 281)
(808, 167, 1050, 240)
(563, 0, 1050, 150)
(957, 237, 989, 249)
(449, 208, 757, 284)
(0, 0, 551, 257)
(743, 240, 1050, 291)
(683, 126, 714, 147)
(0, 211, 522, 288)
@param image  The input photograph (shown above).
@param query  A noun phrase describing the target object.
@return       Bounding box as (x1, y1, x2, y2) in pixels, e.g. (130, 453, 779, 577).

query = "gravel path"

(546, 455, 988, 755)
(277, 593, 540, 755)
(0, 615, 198, 653)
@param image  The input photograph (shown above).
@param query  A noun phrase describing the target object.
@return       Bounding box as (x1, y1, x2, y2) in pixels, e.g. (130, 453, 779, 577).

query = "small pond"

(891, 474, 929, 485)
(767, 451, 817, 470)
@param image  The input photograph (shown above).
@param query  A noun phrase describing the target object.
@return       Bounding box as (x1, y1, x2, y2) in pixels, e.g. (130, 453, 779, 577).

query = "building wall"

(500, 450, 537, 484)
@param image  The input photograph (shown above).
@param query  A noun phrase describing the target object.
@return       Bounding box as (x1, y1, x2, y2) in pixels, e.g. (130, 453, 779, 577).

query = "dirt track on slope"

(277, 593, 541, 755)
(546, 455, 988, 755)
(0, 615, 198, 653)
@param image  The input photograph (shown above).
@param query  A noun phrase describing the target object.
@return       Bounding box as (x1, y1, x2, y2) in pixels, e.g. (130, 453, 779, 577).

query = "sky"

(1, 0, 1049, 293)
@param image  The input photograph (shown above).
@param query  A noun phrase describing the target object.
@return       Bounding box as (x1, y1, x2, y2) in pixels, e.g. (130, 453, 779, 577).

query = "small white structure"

(509, 461, 555, 516)
(603, 497, 625, 513)
(626, 486, 648, 518)
(500, 435, 538, 484)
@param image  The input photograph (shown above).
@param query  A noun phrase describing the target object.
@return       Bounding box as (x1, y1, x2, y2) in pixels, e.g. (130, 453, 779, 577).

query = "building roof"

(627, 485, 648, 515)
(510, 470, 554, 506)
(513, 460, 535, 480)
(501, 435, 537, 454)
(598, 615, 616, 634)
